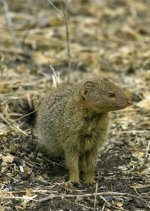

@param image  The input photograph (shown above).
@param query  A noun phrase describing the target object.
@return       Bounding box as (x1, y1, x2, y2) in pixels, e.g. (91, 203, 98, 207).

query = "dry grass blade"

(50, 65, 61, 87)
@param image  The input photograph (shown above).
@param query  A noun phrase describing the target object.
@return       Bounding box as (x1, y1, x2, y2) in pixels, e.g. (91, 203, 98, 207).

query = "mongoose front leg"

(83, 149, 99, 185)
(65, 150, 80, 183)
(83, 127, 108, 184)
(79, 156, 86, 172)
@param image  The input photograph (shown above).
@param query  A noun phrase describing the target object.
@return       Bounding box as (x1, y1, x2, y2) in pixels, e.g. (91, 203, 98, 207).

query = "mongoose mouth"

(113, 99, 132, 110)
(126, 100, 132, 106)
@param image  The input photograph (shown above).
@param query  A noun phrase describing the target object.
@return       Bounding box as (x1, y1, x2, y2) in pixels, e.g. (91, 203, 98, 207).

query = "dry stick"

(7, 189, 57, 194)
(47, 0, 71, 82)
(15, 97, 40, 122)
(93, 183, 98, 211)
(101, 203, 106, 211)
(99, 195, 110, 207)
(0, 113, 28, 136)
(0, 57, 12, 78)
(145, 140, 150, 158)
(43, 157, 65, 168)
(36, 191, 150, 206)
(47, 0, 62, 16)
(62, 1, 71, 82)
(0, 59, 6, 79)
(2, 0, 20, 48)
(20, 21, 36, 47)
(15, 110, 37, 121)
(0, 195, 37, 201)
(3, 173, 19, 182)
(112, 130, 149, 135)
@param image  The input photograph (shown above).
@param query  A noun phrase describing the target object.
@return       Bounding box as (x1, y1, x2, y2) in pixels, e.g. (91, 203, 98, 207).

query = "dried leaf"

(1, 154, 14, 164)
(132, 151, 144, 158)
(137, 97, 150, 109)
(114, 201, 124, 207)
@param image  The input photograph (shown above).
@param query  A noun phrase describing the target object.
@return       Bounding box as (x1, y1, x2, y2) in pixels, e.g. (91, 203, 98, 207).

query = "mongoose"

(33, 77, 132, 184)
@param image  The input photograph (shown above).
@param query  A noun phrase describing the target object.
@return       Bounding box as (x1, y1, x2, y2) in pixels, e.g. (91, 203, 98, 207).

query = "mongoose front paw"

(69, 175, 80, 184)
(84, 176, 95, 185)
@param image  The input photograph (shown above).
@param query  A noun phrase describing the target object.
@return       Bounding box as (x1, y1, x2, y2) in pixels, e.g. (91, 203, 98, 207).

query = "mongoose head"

(80, 78, 132, 112)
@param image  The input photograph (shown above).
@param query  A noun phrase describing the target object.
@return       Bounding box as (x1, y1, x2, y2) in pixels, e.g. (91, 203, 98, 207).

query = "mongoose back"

(33, 77, 132, 184)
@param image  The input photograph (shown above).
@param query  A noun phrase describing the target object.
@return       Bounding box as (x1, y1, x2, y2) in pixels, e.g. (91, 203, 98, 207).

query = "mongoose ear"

(81, 81, 94, 99)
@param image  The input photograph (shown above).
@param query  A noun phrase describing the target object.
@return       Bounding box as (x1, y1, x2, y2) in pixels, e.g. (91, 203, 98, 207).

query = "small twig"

(63, 197, 90, 210)
(101, 203, 106, 211)
(0, 56, 11, 78)
(5, 189, 57, 194)
(93, 183, 98, 211)
(99, 195, 110, 207)
(20, 21, 36, 47)
(145, 140, 150, 158)
(47, 0, 72, 82)
(0, 113, 28, 136)
(3, 173, 19, 182)
(0, 195, 37, 201)
(2, 0, 20, 48)
(62, 0, 71, 82)
(14, 155, 34, 168)
(47, 0, 63, 17)
(43, 157, 65, 168)
(116, 130, 150, 134)
(14, 110, 36, 121)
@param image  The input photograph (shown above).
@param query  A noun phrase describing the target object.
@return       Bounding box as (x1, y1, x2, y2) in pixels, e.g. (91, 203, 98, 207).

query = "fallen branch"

(1, 190, 149, 206)
(36, 191, 150, 207)
(0, 195, 37, 201)
(1, 190, 149, 207)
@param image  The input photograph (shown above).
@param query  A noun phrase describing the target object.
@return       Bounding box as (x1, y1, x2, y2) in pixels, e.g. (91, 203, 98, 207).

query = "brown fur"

(33, 77, 131, 184)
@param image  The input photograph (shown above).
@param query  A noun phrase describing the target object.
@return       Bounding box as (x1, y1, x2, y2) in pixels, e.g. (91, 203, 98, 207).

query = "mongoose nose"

(127, 100, 132, 106)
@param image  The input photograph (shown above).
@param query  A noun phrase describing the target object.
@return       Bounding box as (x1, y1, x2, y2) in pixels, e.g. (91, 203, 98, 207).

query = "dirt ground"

(0, 0, 150, 210)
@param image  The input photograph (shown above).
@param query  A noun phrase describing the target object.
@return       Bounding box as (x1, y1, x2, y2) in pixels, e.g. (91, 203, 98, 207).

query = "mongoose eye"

(108, 92, 115, 98)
